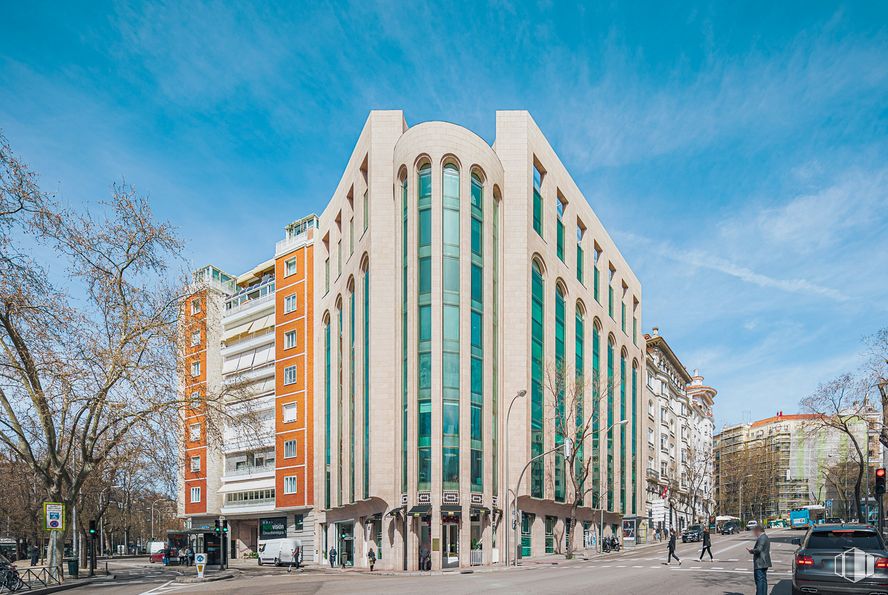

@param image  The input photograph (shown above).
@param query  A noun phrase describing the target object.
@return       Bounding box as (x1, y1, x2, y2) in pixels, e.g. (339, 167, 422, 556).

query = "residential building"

(178, 215, 318, 561)
(643, 328, 716, 532)
(714, 409, 882, 522)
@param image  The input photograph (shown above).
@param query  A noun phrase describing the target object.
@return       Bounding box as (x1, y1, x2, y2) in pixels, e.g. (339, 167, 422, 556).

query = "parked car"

(824, 517, 844, 524)
(792, 524, 888, 594)
(720, 522, 739, 535)
(768, 519, 787, 529)
(745, 520, 759, 531)
(682, 524, 704, 543)
(149, 548, 178, 564)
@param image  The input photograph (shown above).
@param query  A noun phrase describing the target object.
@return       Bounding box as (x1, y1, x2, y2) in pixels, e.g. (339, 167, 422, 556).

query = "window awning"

(407, 504, 431, 516)
(218, 477, 274, 493)
(470, 504, 490, 515)
(441, 504, 462, 514)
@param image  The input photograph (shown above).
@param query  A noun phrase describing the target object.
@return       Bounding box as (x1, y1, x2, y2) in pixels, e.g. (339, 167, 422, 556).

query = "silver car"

(792, 524, 888, 594)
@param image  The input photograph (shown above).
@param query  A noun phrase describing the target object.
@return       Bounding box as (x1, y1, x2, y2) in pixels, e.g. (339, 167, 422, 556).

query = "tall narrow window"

(608, 267, 615, 319)
(324, 316, 331, 509)
(492, 196, 500, 495)
(607, 336, 615, 510)
(576, 225, 584, 284)
(619, 350, 627, 512)
(470, 173, 484, 493)
(401, 176, 408, 495)
(348, 287, 355, 503)
(593, 247, 600, 303)
(362, 261, 370, 499)
(417, 164, 432, 492)
(592, 323, 601, 508)
(532, 165, 543, 236)
(349, 218, 354, 256)
(324, 257, 330, 294)
(337, 239, 341, 277)
(442, 163, 460, 491)
(631, 360, 638, 515)
(362, 189, 368, 232)
(556, 196, 565, 262)
(575, 307, 585, 502)
(337, 302, 343, 505)
(554, 284, 566, 502)
(530, 260, 545, 498)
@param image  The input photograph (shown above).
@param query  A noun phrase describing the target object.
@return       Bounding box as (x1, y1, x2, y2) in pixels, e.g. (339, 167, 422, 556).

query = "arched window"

(607, 334, 615, 510)
(591, 319, 601, 508)
(631, 359, 639, 515)
(417, 161, 432, 493)
(575, 304, 585, 500)
(400, 172, 408, 495)
(362, 259, 370, 499)
(470, 170, 484, 493)
(619, 347, 627, 513)
(554, 282, 566, 502)
(323, 312, 331, 509)
(336, 297, 344, 505)
(530, 258, 545, 498)
(442, 162, 460, 491)
(348, 280, 356, 503)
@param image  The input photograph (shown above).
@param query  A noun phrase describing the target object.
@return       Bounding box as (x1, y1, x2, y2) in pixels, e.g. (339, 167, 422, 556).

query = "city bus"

(790, 505, 826, 529)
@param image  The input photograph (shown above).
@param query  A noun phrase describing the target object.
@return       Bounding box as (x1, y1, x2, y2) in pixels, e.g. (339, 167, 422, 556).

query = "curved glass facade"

(324, 317, 331, 509)
(349, 288, 355, 503)
(401, 178, 408, 495)
(363, 264, 370, 499)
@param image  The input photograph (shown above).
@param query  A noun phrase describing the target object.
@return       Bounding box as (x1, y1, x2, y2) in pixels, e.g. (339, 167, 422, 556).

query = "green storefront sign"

(259, 516, 287, 539)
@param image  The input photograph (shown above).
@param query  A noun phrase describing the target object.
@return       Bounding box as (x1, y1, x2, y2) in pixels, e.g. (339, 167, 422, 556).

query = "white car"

(745, 520, 759, 531)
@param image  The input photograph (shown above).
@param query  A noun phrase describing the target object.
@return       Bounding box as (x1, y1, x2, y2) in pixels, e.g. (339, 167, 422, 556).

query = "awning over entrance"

(470, 504, 490, 516)
(440, 504, 462, 514)
(407, 504, 431, 516)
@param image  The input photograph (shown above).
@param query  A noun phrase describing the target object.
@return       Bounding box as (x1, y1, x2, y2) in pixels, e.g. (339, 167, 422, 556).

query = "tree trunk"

(854, 469, 864, 523)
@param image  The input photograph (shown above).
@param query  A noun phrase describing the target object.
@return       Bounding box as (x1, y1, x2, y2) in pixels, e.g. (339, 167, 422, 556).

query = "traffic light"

(876, 468, 886, 495)
(214, 519, 221, 534)
(222, 520, 229, 534)
(88, 520, 97, 538)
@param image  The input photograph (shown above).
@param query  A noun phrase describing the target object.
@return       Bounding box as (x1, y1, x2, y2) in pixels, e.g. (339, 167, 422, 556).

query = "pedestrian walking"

(665, 529, 681, 565)
(367, 547, 376, 571)
(747, 525, 771, 595)
(29, 545, 39, 566)
(699, 528, 713, 561)
(328, 546, 337, 568)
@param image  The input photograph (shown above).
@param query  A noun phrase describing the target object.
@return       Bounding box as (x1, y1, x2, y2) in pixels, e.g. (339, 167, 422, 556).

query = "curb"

(175, 571, 238, 584)
(20, 575, 115, 595)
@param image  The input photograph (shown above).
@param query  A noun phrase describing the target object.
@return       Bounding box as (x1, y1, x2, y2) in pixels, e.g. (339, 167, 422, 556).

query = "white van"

(257, 538, 302, 566)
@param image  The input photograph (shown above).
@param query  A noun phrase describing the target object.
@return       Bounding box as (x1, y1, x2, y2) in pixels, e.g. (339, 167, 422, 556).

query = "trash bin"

(66, 557, 79, 578)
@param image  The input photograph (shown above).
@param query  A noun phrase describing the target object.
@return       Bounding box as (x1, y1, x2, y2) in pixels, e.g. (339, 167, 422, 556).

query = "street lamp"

(504, 389, 527, 568)
(150, 498, 169, 542)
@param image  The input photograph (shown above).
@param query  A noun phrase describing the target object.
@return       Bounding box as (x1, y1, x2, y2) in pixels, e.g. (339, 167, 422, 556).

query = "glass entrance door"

(520, 513, 534, 558)
(442, 521, 459, 568)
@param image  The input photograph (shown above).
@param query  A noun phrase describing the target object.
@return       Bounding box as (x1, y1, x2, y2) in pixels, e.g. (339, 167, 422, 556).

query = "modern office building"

(642, 328, 716, 532)
(312, 110, 643, 570)
(178, 215, 318, 561)
(714, 409, 881, 522)
(179, 110, 645, 570)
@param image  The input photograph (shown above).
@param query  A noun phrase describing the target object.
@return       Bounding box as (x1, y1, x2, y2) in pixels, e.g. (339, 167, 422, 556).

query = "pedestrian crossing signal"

(876, 468, 886, 495)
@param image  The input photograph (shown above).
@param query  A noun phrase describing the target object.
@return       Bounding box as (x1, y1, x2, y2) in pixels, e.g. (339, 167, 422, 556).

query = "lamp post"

(150, 498, 168, 542)
(598, 419, 629, 552)
(504, 389, 527, 568)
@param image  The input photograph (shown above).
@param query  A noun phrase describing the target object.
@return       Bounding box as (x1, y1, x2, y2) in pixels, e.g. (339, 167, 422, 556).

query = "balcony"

(646, 468, 659, 481)
(223, 464, 275, 479)
(224, 279, 276, 316)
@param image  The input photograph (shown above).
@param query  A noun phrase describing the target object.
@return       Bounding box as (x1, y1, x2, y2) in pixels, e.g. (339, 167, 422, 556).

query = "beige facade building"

(643, 329, 716, 532)
(312, 111, 644, 570)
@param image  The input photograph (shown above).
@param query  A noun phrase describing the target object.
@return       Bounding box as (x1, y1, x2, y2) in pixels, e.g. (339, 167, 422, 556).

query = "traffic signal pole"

(875, 468, 885, 536)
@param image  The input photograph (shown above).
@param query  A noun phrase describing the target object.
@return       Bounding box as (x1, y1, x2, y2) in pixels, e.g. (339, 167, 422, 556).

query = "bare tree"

(801, 374, 875, 523)
(864, 328, 888, 452)
(542, 359, 615, 558)
(0, 135, 241, 572)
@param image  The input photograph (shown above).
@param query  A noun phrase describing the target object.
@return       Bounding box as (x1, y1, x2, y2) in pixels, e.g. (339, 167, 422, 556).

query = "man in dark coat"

(699, 527, 713, 561)
(665, 529, 681, 565)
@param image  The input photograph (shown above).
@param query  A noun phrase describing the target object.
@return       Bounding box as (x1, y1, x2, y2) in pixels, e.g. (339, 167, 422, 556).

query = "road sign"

(195, 553, 206, 578)
(43, 502, 65, 531)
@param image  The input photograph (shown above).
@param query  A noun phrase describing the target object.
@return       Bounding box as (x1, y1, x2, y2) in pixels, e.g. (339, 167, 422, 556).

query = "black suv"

(682, 524, 704, 543)
(720, 522, 739, 535)
(792, 524, 888, 594)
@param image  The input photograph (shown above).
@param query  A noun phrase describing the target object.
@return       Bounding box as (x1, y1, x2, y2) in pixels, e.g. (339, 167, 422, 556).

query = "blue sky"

(1, 1, 886, 428)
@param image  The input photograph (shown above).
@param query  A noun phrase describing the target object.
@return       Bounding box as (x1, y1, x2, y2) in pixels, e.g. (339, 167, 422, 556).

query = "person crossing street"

(699, 527, 713, 561)
(665, 529, 681, 565)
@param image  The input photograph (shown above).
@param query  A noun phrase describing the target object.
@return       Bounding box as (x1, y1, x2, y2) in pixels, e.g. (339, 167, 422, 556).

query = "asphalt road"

(81, 529, 801, 595)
